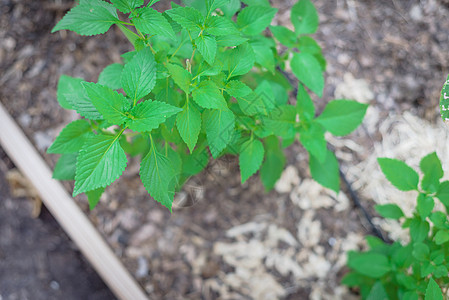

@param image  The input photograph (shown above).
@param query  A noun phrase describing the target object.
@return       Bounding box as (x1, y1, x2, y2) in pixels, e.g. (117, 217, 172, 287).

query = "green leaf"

(111, 0, 143, 13)
(133, 7, 176, 40)
(366, 281, 388, 300)
(166, 63, 191, 94)
(377, 158, 419, 191)
(205, 16, 239, 36)
(53, 153, 78, 180)
(140, 142, 176, 212)
(436, 181, 449, 206)
(315, 100, 368, 136)
(148, 0, 161, 6)
(52, 0, 119, 36)
(237, 80, 275, 116)
(82, 82, 131, 125)
(165, 7, 204, 36)
(121, 47, 157, 103)
(260, 105, 296, 139)
(412, 242, 429, 261)
(206, 0, 229, 14)
(347, 252, 391, 278)
(86, 187, 105, 210)
(439, 75, 449, 122)
(435, 230, 449, 245)
(425, 278, 443, 300)
(296, 84, 315, 121)
(203, 109, 235, 158)
(237, 5, 277, 36)
(250, 39, 275, 73)
(47, 120, 92, 154)
(260, 136, 286, 191)
(430, 212, 447, 228)
(57, 75, 84, 110)
(192, 80, 228, 110)
(298, 121, 327, 163)
(420, 152, 443, 193)
(65, 89, 103, 120)
(298, 36, 322, 54)
(291, 52, 324, 97)
(127, 100, 182, 132)
(195, 34, 217, 65)
(291, 0, 319, 35)
(176, 101, 202, 153)
(73, 133, 127, 196)
(374, 204, 404, 220)
(239, 138, 265, 183)
(216, 34, 248, 47)
(225, 43, 255, 78)
(270, 25, 297, 48)
(98, 63, 123, 90)
(410, 218, 429, 242)
(417, 193, 435, 218)
(220, 0, 241, 17)
(309, 149, 340, 193)
(225, 81, 252, 98)
(403, 292, 419, 300)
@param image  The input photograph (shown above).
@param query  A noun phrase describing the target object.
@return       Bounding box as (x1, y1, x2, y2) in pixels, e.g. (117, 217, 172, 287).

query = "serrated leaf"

(298, 36, 322, 54)
(225, 43, 255, 78)
(250, 39, 275, 73)
(296, 83, 315, 121)
(260, 136, 286, 190)
(417, 193, 435, 218)
(66, 90, 103, 120)
(133, 7, 176, 40)
(237, 80, 275, 116)
(315, 100, 368, 136)
(299, 121, 327, 163)
(348, 252, 391, 278)
(425, 278, 443, 300)
(166, 63, 191, 94)
(206, 0, 229, 14)
(260, 105, 296, 139)
(48, 120, 92, 154)
(205, 16, 239, 36)
(192, 81, 228, 110)
(111, 0, 143, 13)
(53, 153, 78, 180)
(220, 0, 241, 17)
(437, 181, 449, 206)
(203, 109, 235, 158)
(420, 152, 443, 193)
(366, 281, 388, 300)
(127, 100, 182, 132)
(195, 34, 217, 65)
(239, 138, 264, 183)
(176, 101, 201, 152)
(140, 142, 176, 211)
(98, 63, 123, 90)
(291, 52, 324, 97)
(237, 5, 277, 36)
(309, 149, 339, 192)
(73, 133, 127, 196)
(225, 81, 252, 98)
(148, 0, 161, 6)
(52, 0, 119, 36)
(374, 204, 404, 219)
(270, 25, 297, 48)
(216, 34, 248, 47)
(57, 75, 85, 110)
(121, 47, 157, 103)
(291, 0, 319, 35)
(410, 217, 429, 242)
(82, 82, 130, 125)
(377, 158, 419, 191)
(86, 187, 105, 210)
(439, 75, 449, 122)
(165, 7, 204, 36)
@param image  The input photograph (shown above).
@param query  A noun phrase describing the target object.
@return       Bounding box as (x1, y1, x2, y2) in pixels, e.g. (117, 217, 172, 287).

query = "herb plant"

(344, 153, 449, 300)
(49, 0, 368, 211)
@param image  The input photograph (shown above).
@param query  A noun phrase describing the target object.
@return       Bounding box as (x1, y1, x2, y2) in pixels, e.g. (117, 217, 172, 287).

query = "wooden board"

(0, 102, 149, 300)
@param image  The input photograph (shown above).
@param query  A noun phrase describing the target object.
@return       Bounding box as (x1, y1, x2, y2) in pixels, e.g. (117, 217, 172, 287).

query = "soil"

(1, 0, 449, 299)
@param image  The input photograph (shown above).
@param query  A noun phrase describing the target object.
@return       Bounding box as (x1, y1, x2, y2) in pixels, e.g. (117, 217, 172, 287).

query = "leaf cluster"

(50, 0, 367, 211)
(344, 153, 449, 300)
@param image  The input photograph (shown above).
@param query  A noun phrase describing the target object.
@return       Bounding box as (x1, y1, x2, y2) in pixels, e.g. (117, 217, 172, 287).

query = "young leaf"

(192, 81, 228, 110)
(315, 100, 368, 136)
(347, 252, 391, 278)
(239, 138, 265, 183)
(309, 149, 339, 193)
(166, 63, 191, 94)
(435, 230, 449, 245)
(417, 193, 435, 218)
(225, 81, 252, 98)
(203, 109, 235, 158)
(225, 43, 255, 78)
(165, 7, 204, 36)
(296, 83, 315, 121)
(86, 187, 105, 210)
(425, 278, 443, 300)
(412, 242, 429, 261)
(377, 158, 419, 191)
(260, 136, 286, 191)
(436, 181, 449, 206)
(195, 34, 217, 65)
(410, 218, 430, 242)
(111, 0, 143, 13)
(140, 141, 176, 212)
(98, 63, 123, 90)
(176, 101, 202, 152)
(57, 75, 84, 109)
(127, 100, 182, 132)
(133, 7, 176, 40)
(237, 5, 277, 36)
(121, 47, 157, 103)
(52, 0, 120, 36)
(82, 82, 131, 125)
(291, 0, 319, 35)
(53, 153, 78, 180)
(420, 152, 443, 193)
(291, 52, 324, 97)
(269, 25, 297, 48)
(47, 119, 92, 154)
(298, 121, 327, 163)
(374, 204, 404, 220)
(205, 16, 239, 36)
(73, 133, 128, 196)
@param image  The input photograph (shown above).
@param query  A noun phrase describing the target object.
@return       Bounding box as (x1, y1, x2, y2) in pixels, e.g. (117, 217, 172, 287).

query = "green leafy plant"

(344, 152, 449, 300)
(49, 0, 368, 211)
